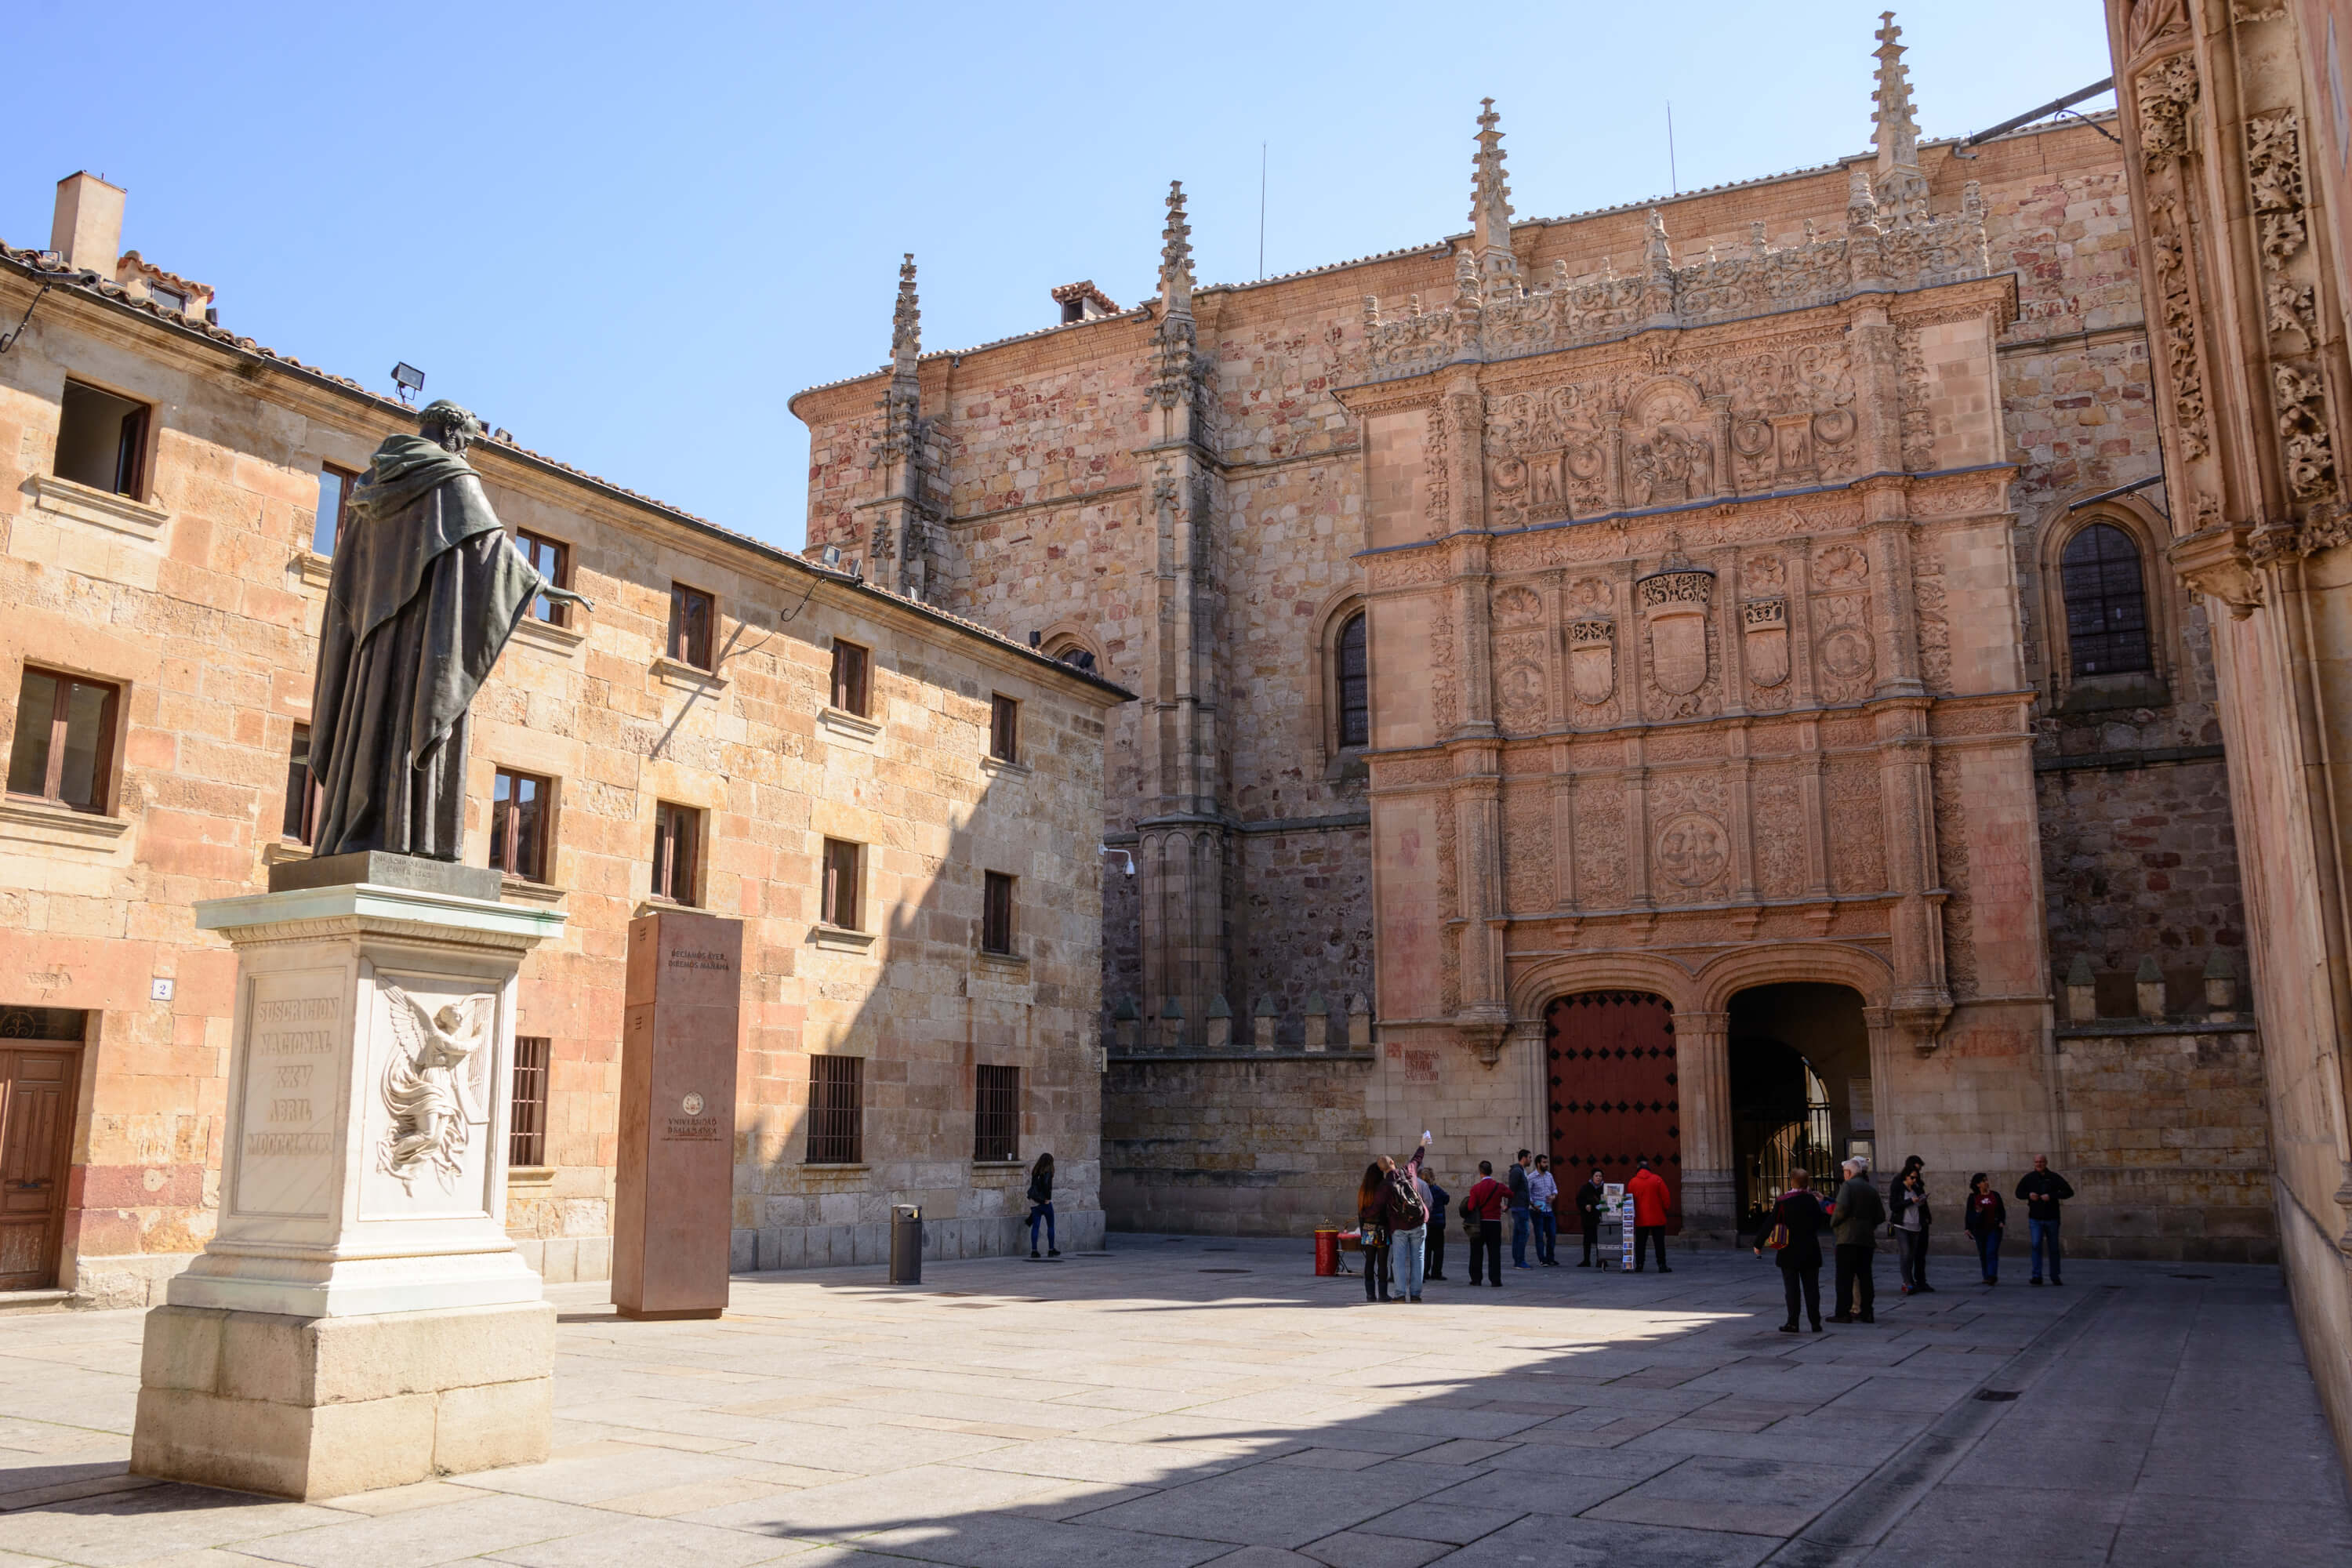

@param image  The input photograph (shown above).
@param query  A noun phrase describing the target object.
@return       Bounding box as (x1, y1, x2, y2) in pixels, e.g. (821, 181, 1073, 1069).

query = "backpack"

(1391, 1175, 1428, 1230)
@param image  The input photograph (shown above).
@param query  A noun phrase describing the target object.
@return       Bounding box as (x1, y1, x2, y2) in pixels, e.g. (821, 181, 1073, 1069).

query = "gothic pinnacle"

(1470, 97, 1514, 256)
(1159, 180, 1196, 316)
(890, 252, 920, 378)
(1871, 11, 1922, 184)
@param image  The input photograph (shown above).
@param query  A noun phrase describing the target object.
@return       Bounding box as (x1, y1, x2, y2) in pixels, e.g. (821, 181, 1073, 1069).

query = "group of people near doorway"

(1755, 1154, 2077, 1332)
(1351, 1142, 1675, 1302)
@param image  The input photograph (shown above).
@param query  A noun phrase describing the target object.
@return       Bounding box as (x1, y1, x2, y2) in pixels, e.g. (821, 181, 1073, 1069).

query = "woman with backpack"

(1963, 1171, 2006, 1286)
(1025, 1152, 1057, 1258)
(1753, 1168, 1832, 1333)
(1356, 1163, 1393, 1303)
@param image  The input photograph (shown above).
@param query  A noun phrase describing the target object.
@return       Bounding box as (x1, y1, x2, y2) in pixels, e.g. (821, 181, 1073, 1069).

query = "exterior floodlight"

(821, 543, 842, 568)
(391, 362, 426, 403)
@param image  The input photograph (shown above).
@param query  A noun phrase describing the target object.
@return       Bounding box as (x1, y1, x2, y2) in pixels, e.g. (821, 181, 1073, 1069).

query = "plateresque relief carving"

(377, 982, 493, 1195)
(1637, 542, 1716, 717)
(1570, 617, 1617, 706)
(1744, 597, 1791, 689)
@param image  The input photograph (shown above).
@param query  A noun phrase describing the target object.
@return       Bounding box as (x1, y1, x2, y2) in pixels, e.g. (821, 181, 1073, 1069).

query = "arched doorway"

(1726, 982, 1871, 1236)
(1544, 992, 1680, 1232)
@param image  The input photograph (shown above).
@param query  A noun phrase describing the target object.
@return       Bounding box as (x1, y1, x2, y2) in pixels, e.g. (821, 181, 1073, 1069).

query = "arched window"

(1336, 612, 1370, 749)
(2060, 522, 2152, 678)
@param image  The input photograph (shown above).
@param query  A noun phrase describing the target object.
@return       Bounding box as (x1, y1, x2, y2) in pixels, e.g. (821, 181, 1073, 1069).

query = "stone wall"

(2052, 1020, 2276, 1262)
(1103, 1053, 1373, 1236)
(0, 251, 1122, 1304)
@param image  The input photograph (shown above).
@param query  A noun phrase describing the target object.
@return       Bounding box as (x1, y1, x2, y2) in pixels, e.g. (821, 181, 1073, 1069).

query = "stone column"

(1678, 1008, 1737, 1236)
(132, 858, 564, 1500)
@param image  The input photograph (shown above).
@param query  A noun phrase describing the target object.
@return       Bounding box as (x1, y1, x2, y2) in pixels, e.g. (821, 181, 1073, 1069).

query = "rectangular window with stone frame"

(283, 724, 321, 845)
(807, 1054, 862, 1165)
(313, 463, 358, 556)
(514, 530, 571, 626)
(668, 584, 714, 670)
(508, 1035, 551, 1167)
(7, 666, 119, 815)
(989, 694, 1019, 763)
(652, 800, 699, 906)
(490, 768, 552, 883)
(55, 380, 149, 499)
(982, 870, 1015, 955)
(974, 1064, 1019, 1163)
(830, 639, 871, 717)
(822, 837, 862, 931)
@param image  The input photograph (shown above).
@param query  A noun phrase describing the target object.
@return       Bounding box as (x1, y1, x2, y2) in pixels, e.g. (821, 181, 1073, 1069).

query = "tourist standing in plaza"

(1575, 1168, 1606, 1266)
(1027, 1152, 1057, 1258)
(1965, 1171, 2007, 1284)
(1528, 1154, 1559, 1265)
(1356, 1164, 1393, 1303)
(1462, 1161, 1508, 1285)
(1421, 1158, 1451, 1280)
(1755, 1169, 1831, 1333)
(2016, 1155, 2074, 1287)
(1381, 1154, 1430, 1302)
(1828, 1156, 1884, 1323)
(1889, 1156, 1933, 1294)
(1626, 1157, 1671, 1272)
(1508, 1150, 1534, 1269)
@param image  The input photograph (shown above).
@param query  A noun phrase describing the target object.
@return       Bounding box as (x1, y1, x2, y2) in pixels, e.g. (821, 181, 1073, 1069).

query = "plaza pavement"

(0, 1234, 2346, 1567)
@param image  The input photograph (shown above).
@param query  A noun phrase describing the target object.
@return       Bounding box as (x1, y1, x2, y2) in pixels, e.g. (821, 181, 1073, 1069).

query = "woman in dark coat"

(1889, 1156, 1934, 1295)
(1753, 1169, 1832, 1333)
(1356, 1163, 1392, 1303)
(1963, 1171, 2007, 1285)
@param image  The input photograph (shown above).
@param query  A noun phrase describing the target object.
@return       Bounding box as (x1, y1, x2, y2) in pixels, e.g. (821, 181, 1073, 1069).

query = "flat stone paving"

(1, 1236, 2347, 1567)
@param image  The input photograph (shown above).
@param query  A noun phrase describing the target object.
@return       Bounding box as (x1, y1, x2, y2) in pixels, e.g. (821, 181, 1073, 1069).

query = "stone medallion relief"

(1490, 583, 1550, 733)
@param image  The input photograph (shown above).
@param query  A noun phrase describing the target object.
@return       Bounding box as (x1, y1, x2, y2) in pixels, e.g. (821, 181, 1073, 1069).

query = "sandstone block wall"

(1103, 1054, 1373, 1235)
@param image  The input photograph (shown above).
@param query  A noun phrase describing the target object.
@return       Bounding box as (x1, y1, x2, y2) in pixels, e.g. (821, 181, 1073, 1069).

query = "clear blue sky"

(10, 2, 2115, 550)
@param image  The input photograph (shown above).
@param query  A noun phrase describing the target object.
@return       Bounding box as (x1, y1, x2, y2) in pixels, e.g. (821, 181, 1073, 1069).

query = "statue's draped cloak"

(309, 435, 545, 860)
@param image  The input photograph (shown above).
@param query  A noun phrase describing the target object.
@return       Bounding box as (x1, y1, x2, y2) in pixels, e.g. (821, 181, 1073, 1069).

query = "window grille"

(1337, 612, 1370, 748)
(807, 1054, 863, 1164)
(974, 1064, 1019, 1162)
(2061, 523, 2153, 677)
(509, 1035, 551, 1167)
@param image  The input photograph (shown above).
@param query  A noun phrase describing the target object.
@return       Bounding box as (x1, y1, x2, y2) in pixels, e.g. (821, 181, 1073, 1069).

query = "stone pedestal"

(130, 874, 564, 1499)
(613, 908, 742, 1320)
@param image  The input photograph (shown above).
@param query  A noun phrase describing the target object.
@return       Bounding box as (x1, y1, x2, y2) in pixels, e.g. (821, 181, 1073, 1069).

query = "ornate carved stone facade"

(796, 15, 2262, 1258)
(2103, 0, 2352, 1483)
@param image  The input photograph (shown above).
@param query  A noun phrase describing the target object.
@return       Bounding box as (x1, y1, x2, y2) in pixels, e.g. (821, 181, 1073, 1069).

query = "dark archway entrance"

(1727, 982, 1871, 1236)
(1544, 991, 1680, 1232)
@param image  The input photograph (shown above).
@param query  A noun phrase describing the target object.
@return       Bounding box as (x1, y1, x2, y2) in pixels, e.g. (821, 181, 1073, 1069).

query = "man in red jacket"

(1626, 1158, 1673, 1274)
(1462, 1161, 1508, 1286)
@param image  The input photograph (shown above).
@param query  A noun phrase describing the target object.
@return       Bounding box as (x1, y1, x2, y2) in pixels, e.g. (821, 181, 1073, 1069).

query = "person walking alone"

(1528, 1155, 1560, 1265)
(1356, 1164, 1392, 1303)
(1026, 1152, 1057, 1258)
(1574, 1168, 1606, 1267)
(1508, 1150, 1534, 1269)
(1889, 1156, 1934, 1295)
(1754, 1169, 1831, 1334)
(1828, 1157, 1885, 1323)
(1381, 1152, 1430, 1303)
(2015, 1155, 2075, 1287)
(1964, 1171, 2007, 1285)
(1626, 1157, 1672, 1272)
(1461, 1160, 1508, 1286)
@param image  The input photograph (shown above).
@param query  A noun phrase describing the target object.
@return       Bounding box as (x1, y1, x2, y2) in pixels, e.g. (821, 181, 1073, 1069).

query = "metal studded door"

(1544, 991, 1681, 1232)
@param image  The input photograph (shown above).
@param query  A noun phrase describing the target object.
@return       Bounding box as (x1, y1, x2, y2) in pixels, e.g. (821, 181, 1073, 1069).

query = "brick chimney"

(50, 172, 125, 273)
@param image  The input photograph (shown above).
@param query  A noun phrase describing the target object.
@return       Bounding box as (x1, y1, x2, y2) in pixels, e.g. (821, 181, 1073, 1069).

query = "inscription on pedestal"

(234, 973, 345, 1219)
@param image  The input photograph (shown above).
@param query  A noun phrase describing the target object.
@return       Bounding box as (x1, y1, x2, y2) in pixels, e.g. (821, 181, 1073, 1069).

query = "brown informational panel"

(1544, 991, 1682, 1232)
(613, 909, 742, 1319)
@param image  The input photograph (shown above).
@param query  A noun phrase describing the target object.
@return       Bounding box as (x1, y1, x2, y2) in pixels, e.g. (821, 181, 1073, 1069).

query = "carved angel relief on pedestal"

(377, 982, 494, 1194)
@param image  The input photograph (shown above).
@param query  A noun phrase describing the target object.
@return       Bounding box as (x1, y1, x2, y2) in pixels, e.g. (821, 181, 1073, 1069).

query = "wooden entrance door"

(1544, 991, 1682, 1231)
(0, 1041, 79, 1289)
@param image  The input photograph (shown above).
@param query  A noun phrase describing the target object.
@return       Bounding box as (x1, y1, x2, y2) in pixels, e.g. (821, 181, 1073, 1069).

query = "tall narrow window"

(283, 724, 321, 845)
(668, 584, 714, 669)
(1336, 612, 1370, 749)
(982, 870, 1015, 955)
(7, 667, 118, 814)
(807, 1055, 863, 1164)
(312, 463, 358, 556)
(489, 768, 551, 882)
(509, 1035, 551, 1167)
(974, 1065, 1020, 1162)
(55, 381, 150, 499)
(2061, 523, 2154, 677)
(822, 838, 863, 930)
(989, 694, 1020, 763)
(830, 640, 871, 717)
(652, 801, 700, 905)
(514, 531, 571, 626)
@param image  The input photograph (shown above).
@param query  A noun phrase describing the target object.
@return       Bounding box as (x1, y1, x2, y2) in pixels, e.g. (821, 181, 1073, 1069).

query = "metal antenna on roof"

(1258, 142, 1269, 280)
(1666, 101, 1679, 196)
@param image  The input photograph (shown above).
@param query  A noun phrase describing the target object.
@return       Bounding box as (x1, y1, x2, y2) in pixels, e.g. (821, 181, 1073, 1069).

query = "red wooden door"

(0, 1049, 78, 1289)
(1544, 992, 1681, 1232)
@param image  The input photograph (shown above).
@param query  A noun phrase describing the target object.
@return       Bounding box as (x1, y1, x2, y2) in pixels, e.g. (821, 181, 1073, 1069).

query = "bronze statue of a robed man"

(307, 401, 589, 861)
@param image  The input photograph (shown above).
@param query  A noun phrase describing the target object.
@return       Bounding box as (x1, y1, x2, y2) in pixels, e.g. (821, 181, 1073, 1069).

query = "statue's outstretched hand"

(540, 584, 596, 613)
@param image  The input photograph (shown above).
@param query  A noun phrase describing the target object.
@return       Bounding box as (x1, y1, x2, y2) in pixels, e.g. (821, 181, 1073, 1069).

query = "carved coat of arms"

(1638, 547, 1716, 698)
(1569, 619, 1616, 705)
(1744, 598, 1790, 688)
(376, 982, 493, 1193)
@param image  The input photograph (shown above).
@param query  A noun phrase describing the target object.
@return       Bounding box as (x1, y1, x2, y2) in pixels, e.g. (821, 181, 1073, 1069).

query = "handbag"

(1361, 1221, 1388, 1248)
(1765, 1220, 1791, 1250)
